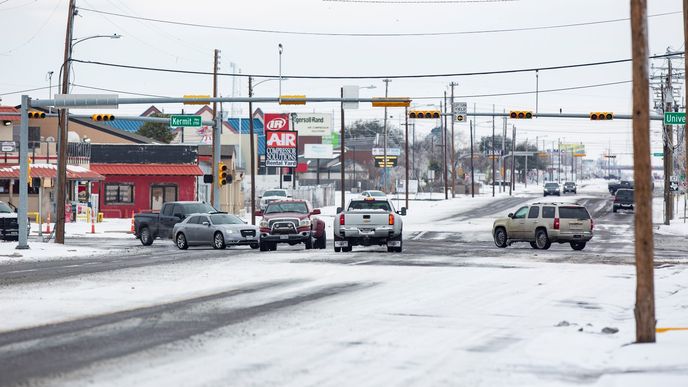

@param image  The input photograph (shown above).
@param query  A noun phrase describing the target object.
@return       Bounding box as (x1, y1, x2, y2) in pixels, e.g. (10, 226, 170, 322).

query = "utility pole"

(55, 0, 76, 244)
(492, 105, 496, 197)
(470, 119, 475, 198)
(443, 92, 448, 199)
(382, 79, 391, 193)
(536, 135, 539, 185)
(502, 113, 506, 193)
(340, 87, 346, 211)
(525, 137, 528, 188)
(450, 82, 458, 198)
(663, 57, 674, 224)
(558, 139, 562, 184)
(248, 76, 256, 225)
(684, 0, 688, 216)
(212, 48, 220, 209)
(405, 106, 409, 209)
(510, 125, 516, 195)
(630, 0, 656, 343)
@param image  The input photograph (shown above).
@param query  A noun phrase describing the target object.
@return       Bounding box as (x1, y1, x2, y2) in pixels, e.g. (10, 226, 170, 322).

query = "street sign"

(183, 95, 210, 105)
(342, 86, 359, 110)
(374, 156, 398, 168)
(664, 112, 685, 125)
(170, 115, 202, 127)
(1, 141, 15, 152)
(371, 98, 410, 107)
(453, 102, 467, 122)
(372, 147, 401, 156)
(652, 152, 664, 157)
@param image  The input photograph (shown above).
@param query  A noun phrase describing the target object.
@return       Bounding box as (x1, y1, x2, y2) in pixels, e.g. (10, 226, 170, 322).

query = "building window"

(12, 126, 40, 149)
(105, 184, 134, 204)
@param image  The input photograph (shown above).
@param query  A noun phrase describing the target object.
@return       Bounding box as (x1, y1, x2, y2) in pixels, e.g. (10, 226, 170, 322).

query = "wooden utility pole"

(492, 105, 496, 197)
(630, 0, 656, 343)
(340, 87, 346, 211)
(510, 125, 515, 195)
(248, 76, 256, 225)
(684, 0, 688, 209)
(404, 106, 409, 209)
(443, 92, 448, 199)
(450, 82, 458, 198)
(211, 48, 220, 207)
(55, 0, 76, 244)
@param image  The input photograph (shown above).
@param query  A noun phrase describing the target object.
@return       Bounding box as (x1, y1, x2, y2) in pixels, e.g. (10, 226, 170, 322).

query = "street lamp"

(278, 43, 283, 102)
(71, 33, 121, 48)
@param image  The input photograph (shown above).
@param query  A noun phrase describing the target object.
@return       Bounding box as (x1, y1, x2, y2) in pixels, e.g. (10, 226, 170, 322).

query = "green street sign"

(664, 112, 685, 126)
(652, 152, 664, 157)
(170, 115, 202, 127)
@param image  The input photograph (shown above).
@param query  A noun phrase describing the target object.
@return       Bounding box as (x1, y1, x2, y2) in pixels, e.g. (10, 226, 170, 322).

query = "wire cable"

(75, 7, 682, 38)
(0, 85, 51, 97)
(71, 52, 684, 80)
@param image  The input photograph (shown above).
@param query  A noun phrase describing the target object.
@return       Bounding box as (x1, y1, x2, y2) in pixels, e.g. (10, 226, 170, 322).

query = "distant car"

(493, 202, 593, 250)
(172, 213, 260, 250)
(360, 190, 387, 199)
(563, 182, 577, 194)
(613, 189, 634, 213)
(259, 189, 291, 210)
(135, 201, 218, 246)
(543, 182, 561, 196)
(608, 180, 633, 195)
(333, 198, 405, 253)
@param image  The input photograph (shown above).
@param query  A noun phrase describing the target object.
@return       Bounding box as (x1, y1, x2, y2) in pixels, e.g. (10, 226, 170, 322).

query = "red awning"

(90, 163, 204, 176)
(0, 164, 105, 181)
(0, 106, 20, 122)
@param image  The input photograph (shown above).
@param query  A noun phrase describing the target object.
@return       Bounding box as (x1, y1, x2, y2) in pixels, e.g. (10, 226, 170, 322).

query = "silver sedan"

(172, 213, 260, 250)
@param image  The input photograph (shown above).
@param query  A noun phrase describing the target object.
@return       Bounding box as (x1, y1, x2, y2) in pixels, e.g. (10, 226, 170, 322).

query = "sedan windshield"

(0, 202, 11, 213)
(210, 214, 244, 225)
(545, 183, 559, 188)
(263, 190, 287, 197)
(265, 202, 308, 214)
(348, 200, 392, 211)
(368, 191, 386, 197)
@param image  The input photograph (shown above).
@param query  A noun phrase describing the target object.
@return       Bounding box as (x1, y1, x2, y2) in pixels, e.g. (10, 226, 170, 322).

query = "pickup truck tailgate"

(345, 211, 390, 226)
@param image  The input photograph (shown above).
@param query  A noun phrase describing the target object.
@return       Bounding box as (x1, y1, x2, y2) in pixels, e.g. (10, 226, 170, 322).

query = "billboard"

(304, 144, 334, 159)
(266, 131, 298, 167)
(292, 113, 332, 136)
(264, 113, 290, 132)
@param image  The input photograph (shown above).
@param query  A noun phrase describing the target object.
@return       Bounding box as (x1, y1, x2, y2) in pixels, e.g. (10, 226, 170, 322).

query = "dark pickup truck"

(134, 201, 218, 245)
(613, 189, 634, 213)
(608, 180, 633, 195)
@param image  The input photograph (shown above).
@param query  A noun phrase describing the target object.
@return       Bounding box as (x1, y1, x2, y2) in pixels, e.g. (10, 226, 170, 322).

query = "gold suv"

(492, 202, 593, 250)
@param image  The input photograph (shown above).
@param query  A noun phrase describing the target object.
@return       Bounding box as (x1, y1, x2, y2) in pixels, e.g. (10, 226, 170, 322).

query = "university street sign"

(664, 112, 685, 126)
(170, 115, 202, 127)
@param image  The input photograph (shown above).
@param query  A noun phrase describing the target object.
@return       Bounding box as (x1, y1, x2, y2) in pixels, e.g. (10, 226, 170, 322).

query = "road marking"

(5, 269, 37, 274)
(348, 260, 373, 265)
(412, 231, 426, 240)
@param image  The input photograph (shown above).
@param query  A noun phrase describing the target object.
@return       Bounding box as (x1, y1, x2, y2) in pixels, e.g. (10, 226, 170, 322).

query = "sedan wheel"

(529, 241, 539, 249)
(213, 232, 226, 249)
(176, 233, 188, 250)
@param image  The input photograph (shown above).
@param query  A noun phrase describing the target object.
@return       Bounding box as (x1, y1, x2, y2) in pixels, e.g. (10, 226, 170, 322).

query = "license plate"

(334, 241, 348, 247)
(573, 235, 582, 239)
(388, 240, 401, 247)
(280, 235, 289, 240)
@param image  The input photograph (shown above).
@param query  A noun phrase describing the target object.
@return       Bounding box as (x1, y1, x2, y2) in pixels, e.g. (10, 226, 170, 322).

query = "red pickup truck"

(256, 200, 326, 251)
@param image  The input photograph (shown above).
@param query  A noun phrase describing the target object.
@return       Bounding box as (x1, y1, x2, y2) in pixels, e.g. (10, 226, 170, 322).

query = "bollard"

(130, 211, 135, 233)
(45, 212, 51, 234)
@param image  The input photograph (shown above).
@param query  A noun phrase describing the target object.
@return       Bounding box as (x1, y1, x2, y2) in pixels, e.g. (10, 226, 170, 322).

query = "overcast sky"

(1, 0, 685, 166)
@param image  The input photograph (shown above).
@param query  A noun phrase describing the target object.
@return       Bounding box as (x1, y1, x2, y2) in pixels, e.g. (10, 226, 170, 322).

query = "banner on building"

(266, 131, 298, 167)
(292, 113, 332, 136)
(264, 113, 290, 132)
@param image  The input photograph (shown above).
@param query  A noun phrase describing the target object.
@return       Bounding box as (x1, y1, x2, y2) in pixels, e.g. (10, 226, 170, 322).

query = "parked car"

(492, 202, 593, 250)
(563, 181, 577, 194)
(613, 188, 634, 213)
(256, 200, 326, 251)
(0, 201, 30, 241)
(543, 182, 561, 196)
(360, 190, 387, 199)
(333, 198, 406, 253)
(608, 180, 633, 195)
(172, 213, 259, 250)
(134, 201, 218, 246)
(259, 189, 290, 210)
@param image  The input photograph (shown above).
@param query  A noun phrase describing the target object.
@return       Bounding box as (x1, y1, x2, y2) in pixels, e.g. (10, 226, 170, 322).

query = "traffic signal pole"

(248, 77, 256, 225)
(340, 87, 346, 211)
(212, 49, 220, 210)
(684, 0, 688, 223)
(630, 0, 656, 343)
(16, 96, 30, 250)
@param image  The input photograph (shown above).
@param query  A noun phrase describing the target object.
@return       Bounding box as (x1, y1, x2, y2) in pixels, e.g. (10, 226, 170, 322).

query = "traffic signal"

(27, 157, 32, 187)
(218, 162, 228, 186)
(91, 114, 115, 121)
(509, 111, 533, 119)
(590, 112, 613, 120)
(28, 111, 46, 119)
(408, 110, 441, 119)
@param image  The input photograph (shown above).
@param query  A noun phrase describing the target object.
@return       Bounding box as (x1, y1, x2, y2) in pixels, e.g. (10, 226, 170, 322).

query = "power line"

(0, 85, 51, 97)
(76, 7, 682, 38)
(324, 0, 517, 3)
(71, 52, 684, 80)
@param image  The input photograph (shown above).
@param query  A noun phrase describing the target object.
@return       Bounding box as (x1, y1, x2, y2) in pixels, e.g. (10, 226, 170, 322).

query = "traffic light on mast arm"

(218, 162, 228, 186)
(509, 111, 533, 119)
(408, 110, 441, 119)
(28, 111, 46, 119)
(91, 114, 115, 121)
(590, 112, 613, 120)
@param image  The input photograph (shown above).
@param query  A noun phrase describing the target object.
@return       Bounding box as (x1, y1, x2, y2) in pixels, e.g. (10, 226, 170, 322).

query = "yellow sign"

(279, 95, 306, 105)
(183, 95, 211, 105)
(372, 97, 411, 108)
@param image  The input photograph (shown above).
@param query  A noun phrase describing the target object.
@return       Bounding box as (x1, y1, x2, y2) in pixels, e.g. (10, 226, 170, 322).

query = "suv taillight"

(389, 213, 395, 225)
(339, 213, 345, 225)
(590, 218, 594, 231)
(614, 197, 620, 203)
(553, 218, 560, 230)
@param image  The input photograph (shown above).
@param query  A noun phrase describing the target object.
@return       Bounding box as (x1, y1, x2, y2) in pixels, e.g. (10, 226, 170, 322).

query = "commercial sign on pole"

(372, 147, 401, 156)
(304, 144, 334, 159)
(265, 131, 298, 167)
(292, 113, 332, 136)
(453, 102, 467, 122)
(264, 113, 290, 132)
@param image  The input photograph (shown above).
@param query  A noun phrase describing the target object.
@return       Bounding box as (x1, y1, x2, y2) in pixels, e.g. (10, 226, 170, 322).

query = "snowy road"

(1, 186, 687, 386)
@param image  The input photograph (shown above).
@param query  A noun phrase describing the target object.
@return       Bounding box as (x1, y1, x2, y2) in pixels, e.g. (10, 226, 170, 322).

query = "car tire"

(342, 246, 352, 252)
(535, 229, 551, 250)
(334, 247, 341, 252)
(315, 233, 326, 249)
(270, 243, 277, 251)
(305, 237, 313, 250)
(213, 232, 226, 249)
(259, 241, 269, 252)
(613, 206, 618, 213)
(175, 232, 188, 250)
(570, 241, 586, 251)
(493, 227, 508, 248)
(530, 241, 539, 249)
(395, 240, 403, 253)
(140, 226, 154, 246)
(250, 243, 259, 249)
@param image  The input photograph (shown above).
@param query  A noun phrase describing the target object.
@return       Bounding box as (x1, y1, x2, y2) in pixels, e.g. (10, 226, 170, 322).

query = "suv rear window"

(542, 206, 555, 218)
(559, 207, 590, 219)
(616, 190, 634, 199)
(348, 200, 392, 211)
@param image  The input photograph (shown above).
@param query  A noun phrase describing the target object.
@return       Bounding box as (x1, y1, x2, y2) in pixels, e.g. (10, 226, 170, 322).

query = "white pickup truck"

(333, 198, 406, 253)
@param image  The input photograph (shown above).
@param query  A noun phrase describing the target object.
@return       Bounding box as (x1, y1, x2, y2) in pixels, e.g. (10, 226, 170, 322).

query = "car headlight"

(299, 219, 311, 227)
(260, 220, 269, 227)
(224, 229, 234, 234)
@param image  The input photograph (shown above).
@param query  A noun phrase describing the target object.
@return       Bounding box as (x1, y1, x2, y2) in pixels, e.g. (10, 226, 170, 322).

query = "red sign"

(295, 162, 308, 173)
(264, 113, 289, 131)
(266, 131, 297, 148)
